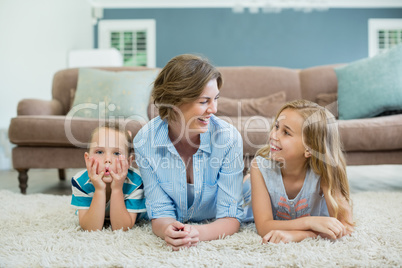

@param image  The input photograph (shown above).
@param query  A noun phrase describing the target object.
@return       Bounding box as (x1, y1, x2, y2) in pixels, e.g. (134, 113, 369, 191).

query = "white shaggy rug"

(0, 190, 401, 267)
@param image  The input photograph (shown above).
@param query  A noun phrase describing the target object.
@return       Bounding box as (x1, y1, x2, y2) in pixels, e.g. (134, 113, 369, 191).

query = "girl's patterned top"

(256, 156, 329, 220)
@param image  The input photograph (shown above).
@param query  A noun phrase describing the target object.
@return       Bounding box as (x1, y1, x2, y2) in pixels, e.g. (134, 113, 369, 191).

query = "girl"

(250, 99, 354, 244)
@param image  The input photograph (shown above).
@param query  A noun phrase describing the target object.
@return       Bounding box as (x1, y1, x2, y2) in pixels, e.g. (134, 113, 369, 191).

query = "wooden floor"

(0, 168, 79, 195)
(0, 165, 401, 195)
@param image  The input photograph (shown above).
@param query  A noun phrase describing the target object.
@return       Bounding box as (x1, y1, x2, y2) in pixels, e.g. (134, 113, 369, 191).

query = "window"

(369, 19, 402, 57)
(98, 20, 156, 67)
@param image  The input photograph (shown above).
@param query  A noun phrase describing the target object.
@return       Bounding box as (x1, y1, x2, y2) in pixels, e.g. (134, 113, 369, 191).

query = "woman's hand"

(182, 224, 200, 247)
(307, 216, 347, 240)
(85, 156, 106, 191)
(164, 221, 199, 251)
(110, 155, 128, 191)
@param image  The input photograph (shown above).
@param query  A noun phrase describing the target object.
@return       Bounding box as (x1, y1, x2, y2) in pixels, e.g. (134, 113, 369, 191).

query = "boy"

(71, 122, 146, 231)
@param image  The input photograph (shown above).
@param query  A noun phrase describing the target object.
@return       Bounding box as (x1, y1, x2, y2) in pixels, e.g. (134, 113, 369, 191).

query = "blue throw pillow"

(67, 68, 159, 122)
(335, 44, 402, 120)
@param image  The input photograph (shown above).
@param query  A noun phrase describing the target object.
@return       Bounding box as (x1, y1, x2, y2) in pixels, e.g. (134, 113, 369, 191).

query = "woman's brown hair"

(152, 54, 222, 122)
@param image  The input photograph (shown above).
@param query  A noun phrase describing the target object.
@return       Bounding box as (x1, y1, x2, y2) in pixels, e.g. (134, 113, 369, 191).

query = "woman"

(134, 54, 245, 251)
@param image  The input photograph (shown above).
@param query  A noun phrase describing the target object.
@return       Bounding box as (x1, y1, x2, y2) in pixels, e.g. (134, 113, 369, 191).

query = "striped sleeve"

(71, 169, 94, 210)
(124, 168, 147, 213)
(134, 147, 177, 220)
(215, 126, 245, 222)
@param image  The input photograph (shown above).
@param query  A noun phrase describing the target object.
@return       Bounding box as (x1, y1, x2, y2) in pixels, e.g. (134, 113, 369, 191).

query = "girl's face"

(176, 79, 219, 135)
(269, 108, 309, 166)
(85, 128, 129, 183)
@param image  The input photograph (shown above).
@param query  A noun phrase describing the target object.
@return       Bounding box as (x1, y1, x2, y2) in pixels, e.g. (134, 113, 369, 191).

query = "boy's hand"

(85, 156, 106, 191)
(110, 155, 128, 191)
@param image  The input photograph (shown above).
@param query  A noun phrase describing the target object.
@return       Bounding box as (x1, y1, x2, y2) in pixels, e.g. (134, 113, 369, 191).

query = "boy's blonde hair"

(257, 99, 352, 224)
(88, 122, 133, 156)
(152, 54, 223, 123)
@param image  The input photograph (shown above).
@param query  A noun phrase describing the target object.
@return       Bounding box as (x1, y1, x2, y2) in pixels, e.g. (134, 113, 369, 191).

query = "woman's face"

(176, 79, 219, 135)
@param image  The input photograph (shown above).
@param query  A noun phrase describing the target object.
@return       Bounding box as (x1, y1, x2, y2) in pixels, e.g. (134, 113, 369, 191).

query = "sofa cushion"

(67, 68, 159, 122)
(219, 113, 402, 155)
(220, 116, 273, 156)
(215, 91, 286, 117)
(338, 114, 402, 151)
(299, 64, 341, 102)
(316, 93, 338, 118)
(8, 116, 146, 148)
(12, 147, 88, 169)
(335, 44, 402, 120)
(17, 99, 64, 116)
(218, 67, 302, 101)
(52, 67, 159, 115)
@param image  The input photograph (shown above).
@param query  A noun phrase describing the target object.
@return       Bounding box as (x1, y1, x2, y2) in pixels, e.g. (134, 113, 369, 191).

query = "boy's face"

(85, 128, 131, 182)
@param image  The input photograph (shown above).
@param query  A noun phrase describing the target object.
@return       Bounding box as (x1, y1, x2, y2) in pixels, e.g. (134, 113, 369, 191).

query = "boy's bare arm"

(109, 188, 137, 231)
(78, 190, 107, 231)
(109, 156, 137, 231)
(79, 157, 107, 231)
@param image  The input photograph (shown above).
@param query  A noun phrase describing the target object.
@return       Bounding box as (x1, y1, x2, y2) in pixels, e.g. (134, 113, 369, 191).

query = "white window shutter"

(98, 19, 156, 67)
(369, 19, 402, 57)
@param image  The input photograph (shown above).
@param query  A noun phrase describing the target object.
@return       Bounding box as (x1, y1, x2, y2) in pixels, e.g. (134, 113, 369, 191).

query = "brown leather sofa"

(9, 65, 402, 193)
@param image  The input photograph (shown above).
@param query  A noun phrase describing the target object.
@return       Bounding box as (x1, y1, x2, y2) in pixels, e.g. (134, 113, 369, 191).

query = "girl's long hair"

(256, 99, 352, 225)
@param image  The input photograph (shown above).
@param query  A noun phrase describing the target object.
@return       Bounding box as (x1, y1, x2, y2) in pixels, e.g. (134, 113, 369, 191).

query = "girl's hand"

(110, 155, 128, 191)
(318, 222, 354, 239)
(262, 230, 317, 244)
(85, 156, 106, 191)
(262, 230, 295, 244)
(164, 221, 197, 251)
(308, 216, 346, 240)
(343, 224, 354, 237)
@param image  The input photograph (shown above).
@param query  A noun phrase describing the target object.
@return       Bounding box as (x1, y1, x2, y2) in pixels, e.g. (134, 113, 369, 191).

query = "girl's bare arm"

(251, 158, 345, 240)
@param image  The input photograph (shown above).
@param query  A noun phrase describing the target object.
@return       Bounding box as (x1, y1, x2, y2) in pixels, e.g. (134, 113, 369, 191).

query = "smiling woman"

(134, 54, 246, 251)
(169, 78, 219, 138)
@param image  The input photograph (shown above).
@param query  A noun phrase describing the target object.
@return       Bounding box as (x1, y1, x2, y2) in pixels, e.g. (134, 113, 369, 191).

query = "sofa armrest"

(17, 99, 64, 116)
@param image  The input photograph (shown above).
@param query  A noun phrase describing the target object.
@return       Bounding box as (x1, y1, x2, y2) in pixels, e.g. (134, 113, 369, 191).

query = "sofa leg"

(17, 169, 29, 194)
(58, 169, 66, 181)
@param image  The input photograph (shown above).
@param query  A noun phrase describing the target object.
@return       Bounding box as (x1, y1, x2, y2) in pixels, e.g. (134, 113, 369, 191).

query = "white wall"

(0, 0, 93, 169)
